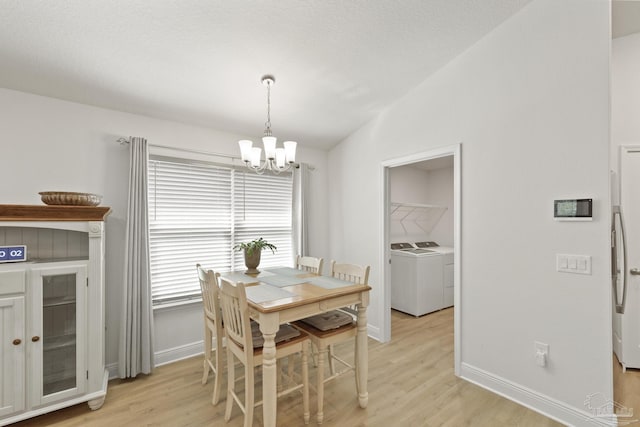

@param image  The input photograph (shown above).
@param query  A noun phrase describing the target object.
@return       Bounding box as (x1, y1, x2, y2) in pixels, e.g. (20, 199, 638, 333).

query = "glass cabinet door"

(30, 262, 87, 406)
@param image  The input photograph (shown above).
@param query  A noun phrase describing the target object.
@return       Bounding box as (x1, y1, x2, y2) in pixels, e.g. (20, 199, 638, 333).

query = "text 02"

(0, 245, 27, 263)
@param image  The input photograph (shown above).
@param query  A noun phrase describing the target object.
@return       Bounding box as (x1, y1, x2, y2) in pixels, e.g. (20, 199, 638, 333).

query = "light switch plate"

(557, 254, 591, 275)
(558, 255, 568, 269)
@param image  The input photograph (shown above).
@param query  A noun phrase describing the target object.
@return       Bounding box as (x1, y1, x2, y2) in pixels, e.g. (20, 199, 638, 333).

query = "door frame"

(380, 143, 462, 375)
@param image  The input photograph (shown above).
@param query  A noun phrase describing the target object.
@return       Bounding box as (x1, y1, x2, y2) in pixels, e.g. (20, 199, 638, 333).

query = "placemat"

(308, 275, 355, 289)
(219, 272, 260, 284)
(245, 284, 295, 304)
(262, 266, 302, 277)
(258, 274, 309, 288)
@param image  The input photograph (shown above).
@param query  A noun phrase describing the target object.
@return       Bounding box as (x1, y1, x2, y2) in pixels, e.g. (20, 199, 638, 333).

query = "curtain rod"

(117, 137, 241, 162)
(116, 137, 315, 171)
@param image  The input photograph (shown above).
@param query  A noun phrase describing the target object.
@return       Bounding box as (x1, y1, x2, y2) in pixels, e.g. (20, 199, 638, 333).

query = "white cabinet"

(0, 204, 110, 426)
(0, 269, 25, 417)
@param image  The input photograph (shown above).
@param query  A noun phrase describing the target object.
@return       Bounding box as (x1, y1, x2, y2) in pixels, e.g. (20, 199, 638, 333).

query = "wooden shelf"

(0, 204, 111, 221)
(43, 296, 76, 308)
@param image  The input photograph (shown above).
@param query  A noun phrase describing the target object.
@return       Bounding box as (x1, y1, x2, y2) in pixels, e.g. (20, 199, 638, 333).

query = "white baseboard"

(106, 363, 118, 380)
(367, 323, 381, 341)
(106, 341, 204, 380)
(461, 363, 618, 427)
(109, 325, 382, 381)
(154, 341, 204, 367)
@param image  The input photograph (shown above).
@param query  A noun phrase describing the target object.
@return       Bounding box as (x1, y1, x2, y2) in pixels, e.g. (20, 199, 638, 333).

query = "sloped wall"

(328, 0, 610, 423)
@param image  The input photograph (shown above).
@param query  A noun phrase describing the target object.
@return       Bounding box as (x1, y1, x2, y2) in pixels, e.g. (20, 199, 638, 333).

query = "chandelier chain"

(264, 81, 272, 136)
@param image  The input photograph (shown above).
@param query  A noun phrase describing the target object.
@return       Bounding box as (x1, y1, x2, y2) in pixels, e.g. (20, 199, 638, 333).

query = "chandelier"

(238, 75, 297, 174)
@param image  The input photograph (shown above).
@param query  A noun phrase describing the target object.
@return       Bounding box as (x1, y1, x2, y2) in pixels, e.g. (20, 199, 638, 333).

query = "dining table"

(219, 266, 371, 427)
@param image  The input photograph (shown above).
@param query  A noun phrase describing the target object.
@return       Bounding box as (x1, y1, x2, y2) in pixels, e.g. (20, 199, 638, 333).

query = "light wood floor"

(13, 308, 561, 426)
(613, 352, 640, 419)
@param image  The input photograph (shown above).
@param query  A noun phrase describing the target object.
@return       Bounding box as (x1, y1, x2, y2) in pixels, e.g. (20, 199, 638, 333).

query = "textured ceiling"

(0, 0, 536, 149)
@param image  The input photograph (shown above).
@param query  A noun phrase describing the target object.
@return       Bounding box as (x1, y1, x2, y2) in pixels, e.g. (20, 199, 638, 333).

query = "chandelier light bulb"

(284, 141, 297, 164)
(238, 140, 253, 162)
(275, 148, 286, 168)
(250, 147, 262, 167)
(263, 136, 277, 160)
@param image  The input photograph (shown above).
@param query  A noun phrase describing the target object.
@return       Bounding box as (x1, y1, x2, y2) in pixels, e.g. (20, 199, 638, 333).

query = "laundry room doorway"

(380, 144, 461, 375)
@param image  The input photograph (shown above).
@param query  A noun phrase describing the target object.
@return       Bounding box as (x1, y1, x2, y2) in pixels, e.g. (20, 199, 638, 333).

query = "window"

(148, 156, 293, 306)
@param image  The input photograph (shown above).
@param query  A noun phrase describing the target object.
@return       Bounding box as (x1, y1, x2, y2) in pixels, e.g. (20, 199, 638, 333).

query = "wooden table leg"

(356, 296, 369, 408)
(260, 313, 280, 427)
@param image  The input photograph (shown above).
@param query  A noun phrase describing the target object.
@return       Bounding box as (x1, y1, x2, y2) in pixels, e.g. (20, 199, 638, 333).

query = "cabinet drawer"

(0, 269, 26, 295)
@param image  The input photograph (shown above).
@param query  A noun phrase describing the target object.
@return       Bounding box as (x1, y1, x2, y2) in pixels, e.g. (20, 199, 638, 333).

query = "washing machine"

(391, 242, 448, 316)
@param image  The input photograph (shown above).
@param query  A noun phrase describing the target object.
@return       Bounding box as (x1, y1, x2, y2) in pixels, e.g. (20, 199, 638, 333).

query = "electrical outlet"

(535, 341, 549, 367)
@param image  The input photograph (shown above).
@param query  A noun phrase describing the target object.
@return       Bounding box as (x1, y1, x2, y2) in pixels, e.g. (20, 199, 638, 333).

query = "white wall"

(389, 166, 429, 243)
(612, 32, 640, 159)
(0, 88, 330, 370)
(328, 0, 611, 424)
(424, 167, 453, 247)
(389, 165, 453, 246)
(389, 165, 430, 206)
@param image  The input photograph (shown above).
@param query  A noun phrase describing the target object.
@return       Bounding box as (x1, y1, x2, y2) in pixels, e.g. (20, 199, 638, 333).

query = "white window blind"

(148, 156, 293, 306)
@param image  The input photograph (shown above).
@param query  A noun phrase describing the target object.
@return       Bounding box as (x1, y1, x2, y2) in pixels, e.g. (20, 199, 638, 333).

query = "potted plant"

(233, 238, 277, 274)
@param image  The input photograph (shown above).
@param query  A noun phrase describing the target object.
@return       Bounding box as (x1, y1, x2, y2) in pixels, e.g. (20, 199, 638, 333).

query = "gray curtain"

(118, 136, 155, 378)
(292, 163, 309, 261)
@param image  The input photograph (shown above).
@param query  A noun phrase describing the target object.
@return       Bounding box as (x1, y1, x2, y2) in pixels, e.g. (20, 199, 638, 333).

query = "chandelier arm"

(255, 160, 269, 174)
(273, 162, 294, 174)
(245, 158, 295, 175)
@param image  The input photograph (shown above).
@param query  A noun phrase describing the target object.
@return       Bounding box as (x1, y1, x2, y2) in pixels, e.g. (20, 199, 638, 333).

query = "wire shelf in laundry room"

(390, 202, 447, 235)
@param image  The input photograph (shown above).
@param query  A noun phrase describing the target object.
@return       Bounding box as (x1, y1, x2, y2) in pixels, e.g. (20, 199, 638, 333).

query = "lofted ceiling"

(613, 0, 640, 39)
(0, 0, 535, 149)
(0, 1, 627, 151)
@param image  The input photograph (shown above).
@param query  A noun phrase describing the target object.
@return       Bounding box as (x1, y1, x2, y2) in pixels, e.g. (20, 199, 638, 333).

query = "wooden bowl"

(39, 191, 102, 206)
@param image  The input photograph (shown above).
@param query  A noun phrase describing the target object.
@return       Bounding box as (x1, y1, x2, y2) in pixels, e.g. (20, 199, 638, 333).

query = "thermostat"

(554, 199, 592, 221)
(0, 245, 27, 263)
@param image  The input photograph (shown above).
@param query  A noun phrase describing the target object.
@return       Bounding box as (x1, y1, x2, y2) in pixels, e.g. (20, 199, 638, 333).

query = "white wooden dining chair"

(292, 261, 370, 424)
(218, 277, 311, 427)
(196, 264, 223, 405)
(296, 255, 324, 274)
(291, 255, 324, 369)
